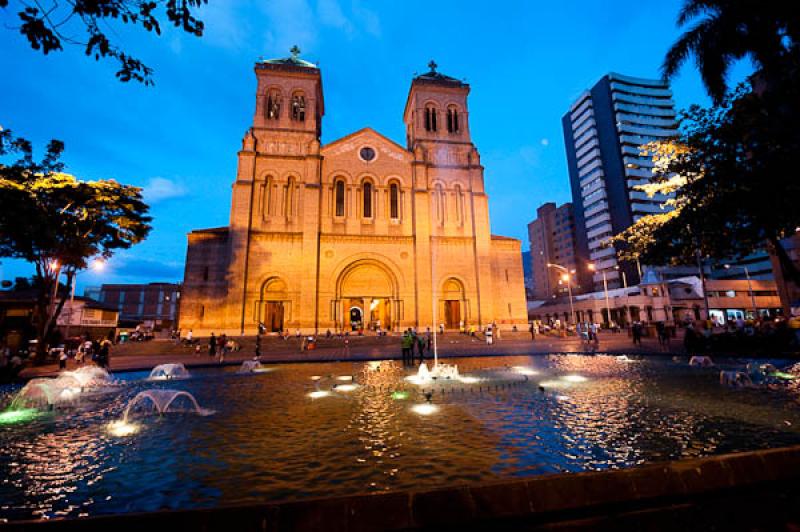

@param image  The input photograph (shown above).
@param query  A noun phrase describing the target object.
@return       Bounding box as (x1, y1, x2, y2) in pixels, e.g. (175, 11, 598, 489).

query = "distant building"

(529, 276, 781, 326)
(563, 73, 678, 292)
(0, 291, 117, 351)
(96, 283, 180, 330)
(527, 202, 579, 300)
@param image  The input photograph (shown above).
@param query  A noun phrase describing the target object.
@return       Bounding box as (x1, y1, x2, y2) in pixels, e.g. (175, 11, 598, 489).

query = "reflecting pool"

(2, 354, 800, 521)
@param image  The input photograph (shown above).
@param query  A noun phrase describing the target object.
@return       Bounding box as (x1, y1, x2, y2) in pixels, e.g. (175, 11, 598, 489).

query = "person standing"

(208, 333, 217, 358)
(417, 332, 426, 362)
(632, 322, 642, 345)
(401, 330, 413, 365)
(485, 324, 493, 345)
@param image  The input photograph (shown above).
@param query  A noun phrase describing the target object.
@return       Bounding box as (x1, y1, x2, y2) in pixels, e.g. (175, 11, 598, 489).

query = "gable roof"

(321, 127, 409, 155)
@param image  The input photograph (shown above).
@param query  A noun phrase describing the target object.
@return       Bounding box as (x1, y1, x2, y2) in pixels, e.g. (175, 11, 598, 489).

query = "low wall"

(3, 445, 800, 531)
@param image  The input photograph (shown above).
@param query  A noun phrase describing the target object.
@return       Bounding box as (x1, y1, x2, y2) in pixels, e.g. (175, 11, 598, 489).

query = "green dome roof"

(261, 46, 317, 69)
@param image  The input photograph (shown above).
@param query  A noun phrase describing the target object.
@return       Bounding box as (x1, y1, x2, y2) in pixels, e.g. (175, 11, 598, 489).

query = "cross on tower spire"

(290, 45, 301, 59)
(428, 60, 437, 72)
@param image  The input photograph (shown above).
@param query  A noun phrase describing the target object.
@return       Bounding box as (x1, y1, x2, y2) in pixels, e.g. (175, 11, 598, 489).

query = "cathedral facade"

(179, 52, 527, 335)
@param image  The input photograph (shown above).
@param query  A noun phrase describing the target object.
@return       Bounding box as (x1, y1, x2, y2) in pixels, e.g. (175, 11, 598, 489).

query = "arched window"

(446, 105, 459, 133)
(362, 181, 373, 218)
(435, 183, 445, 224)
(284, 177, 295, 217)
(454, 184, 464, 224)
(265, 89, 281, 120)
(424, 104, 437, 132)
(389, 182, 400, 220)
(263, 176, 273, 216)
(291, 91, 306, 121)
(335, 180, 346, 217)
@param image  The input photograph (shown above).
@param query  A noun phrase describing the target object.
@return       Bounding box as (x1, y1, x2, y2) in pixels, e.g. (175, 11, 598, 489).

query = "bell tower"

(251, 45, 324, 139)
(403, 60, 472, 157)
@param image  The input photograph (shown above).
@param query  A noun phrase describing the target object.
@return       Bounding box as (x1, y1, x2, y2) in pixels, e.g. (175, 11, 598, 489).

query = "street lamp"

(588, 263, 612, 328)
(724, 264, 758, 319)
(65, 258, 106, 338)
(547, 263, 575, 327)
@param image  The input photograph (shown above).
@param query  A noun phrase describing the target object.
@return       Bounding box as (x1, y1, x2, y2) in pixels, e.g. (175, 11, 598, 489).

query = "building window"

(362, 181, 373, 218)
(202, 266, 209, 282)
(435, 183, 445, 224)
(454, 184, 465, 224)
(424, 105, 438, 132)
(291, 91, 306, 121)
(284, 177, 295, 217)
(335, 180, 345, 217)
(446, 105, 459, 133)
(265, 88, 281, 120)
(389, 183, 400, 219)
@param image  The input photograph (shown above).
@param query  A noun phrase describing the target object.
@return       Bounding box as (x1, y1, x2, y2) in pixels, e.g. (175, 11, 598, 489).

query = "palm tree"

(663, 0, 800, 102)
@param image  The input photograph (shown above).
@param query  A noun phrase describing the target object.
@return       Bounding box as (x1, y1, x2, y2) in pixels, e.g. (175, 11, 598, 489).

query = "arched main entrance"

(441, 278, 465, 329)
(260, 277, 288, 332)
(335, 260, 399, 332)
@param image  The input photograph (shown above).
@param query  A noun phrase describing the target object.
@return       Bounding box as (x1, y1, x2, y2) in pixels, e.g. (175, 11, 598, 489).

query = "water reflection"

(1, 355, 800, 521)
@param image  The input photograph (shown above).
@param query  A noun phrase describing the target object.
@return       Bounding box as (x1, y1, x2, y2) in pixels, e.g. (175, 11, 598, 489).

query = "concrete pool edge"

(3, 444, 800, 531)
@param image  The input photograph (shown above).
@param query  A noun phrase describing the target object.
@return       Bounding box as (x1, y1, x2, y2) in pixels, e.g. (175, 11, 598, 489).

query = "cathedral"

(179, 49, 527, 335)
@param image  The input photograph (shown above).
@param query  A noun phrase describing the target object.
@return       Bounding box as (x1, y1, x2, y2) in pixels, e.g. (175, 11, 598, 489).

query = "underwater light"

(537, 380, 569, 389)
(336, 375, 353, 381)
(335, 384, 357, 392)
(458, 376, 480, 384)
(561, 375, 588, 383)
(391, 391, 409, 400)
(308, 390, 330, 399)
(311, 376, 321, 381)
(108, 420, 139, 437)
(411, 403, 438, 416)
(0, 408, 39, 425)
(513, 366, 539, 376)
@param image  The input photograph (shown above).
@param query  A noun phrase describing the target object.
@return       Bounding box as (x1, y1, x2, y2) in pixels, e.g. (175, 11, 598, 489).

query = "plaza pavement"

(20, 331, 678, 378)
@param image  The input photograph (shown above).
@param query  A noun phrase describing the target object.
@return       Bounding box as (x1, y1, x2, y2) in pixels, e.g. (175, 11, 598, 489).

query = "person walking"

(218, 333, 227, 363)
(208, 333, 217, 358)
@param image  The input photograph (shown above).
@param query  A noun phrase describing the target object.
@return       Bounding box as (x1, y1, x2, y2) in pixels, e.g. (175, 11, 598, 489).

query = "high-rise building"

(563, 73, 677, 291)
(527, 202, 579, 300)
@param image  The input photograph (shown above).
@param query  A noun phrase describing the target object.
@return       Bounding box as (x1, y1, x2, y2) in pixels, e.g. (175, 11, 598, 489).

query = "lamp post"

(724, 264, 758, 319)
(64, 259, 105, 339)
(589, 263, 612, 328)
(547, 263, 575, 327)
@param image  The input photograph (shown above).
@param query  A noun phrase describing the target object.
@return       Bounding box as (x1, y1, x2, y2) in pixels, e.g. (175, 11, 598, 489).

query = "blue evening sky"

(0, 0, 753, 291)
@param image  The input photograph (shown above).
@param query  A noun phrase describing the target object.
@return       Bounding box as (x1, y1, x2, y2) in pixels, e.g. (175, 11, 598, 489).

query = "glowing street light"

(547, 263, 575, 326)
(588, 263, 612, 327)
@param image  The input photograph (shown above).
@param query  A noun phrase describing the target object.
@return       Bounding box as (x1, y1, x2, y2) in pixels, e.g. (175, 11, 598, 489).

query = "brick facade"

(179, 56, 527, 335)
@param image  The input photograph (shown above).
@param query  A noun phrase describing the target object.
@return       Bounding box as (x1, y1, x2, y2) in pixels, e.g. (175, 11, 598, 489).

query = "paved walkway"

(21, 331, 678, 378)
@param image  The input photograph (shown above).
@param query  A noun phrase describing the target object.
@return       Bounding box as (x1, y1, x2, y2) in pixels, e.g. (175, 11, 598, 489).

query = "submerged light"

(335, 384, 357, 392)
(108, 420, 139, 437)
(0, 408, 39, 425)
(391, 391, 409, 400)
(336, 375, 353, 381)
(411, 403, 438, 416)
(513, 366, 539, 376)
(458, 376, 480, 384)
(561, 375, 588, 383)
(308, 390, 330, 399)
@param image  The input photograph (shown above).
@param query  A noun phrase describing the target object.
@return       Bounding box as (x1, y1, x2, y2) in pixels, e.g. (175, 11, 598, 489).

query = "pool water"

(2, 354, 800, 521)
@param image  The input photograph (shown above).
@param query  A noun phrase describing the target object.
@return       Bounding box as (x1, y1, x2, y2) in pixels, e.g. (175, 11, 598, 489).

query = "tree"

(663, 0, 800, 103)
(0, 128, 151, 361)
(613, 75, 800, 312)
(0, 0, 208, 85)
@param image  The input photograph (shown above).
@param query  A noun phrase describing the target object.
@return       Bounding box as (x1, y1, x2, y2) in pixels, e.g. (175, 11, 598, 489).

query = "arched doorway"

(336, 260, 398, 332)
(441, 278, 465, 329)
(260, 278, 288, 332)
